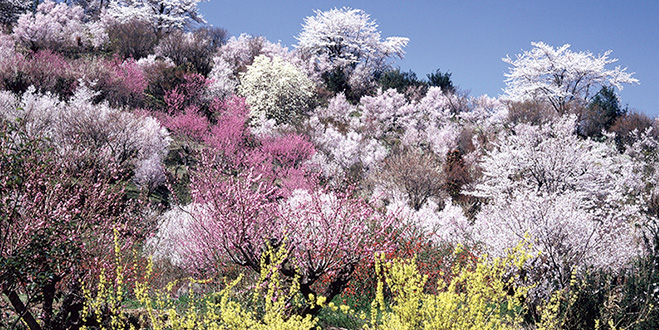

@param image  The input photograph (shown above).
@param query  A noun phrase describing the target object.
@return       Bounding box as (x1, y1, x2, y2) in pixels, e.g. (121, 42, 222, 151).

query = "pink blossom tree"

(0, 120, 145, 330)
(178, 164, 397, 315)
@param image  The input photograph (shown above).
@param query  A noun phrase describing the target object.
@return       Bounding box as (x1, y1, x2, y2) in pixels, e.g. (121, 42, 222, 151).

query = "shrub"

(374, 148, 445, 211)
(82, 242, 318, 330)
(365, 241, 532, 329)
(176, 165, 397, 316)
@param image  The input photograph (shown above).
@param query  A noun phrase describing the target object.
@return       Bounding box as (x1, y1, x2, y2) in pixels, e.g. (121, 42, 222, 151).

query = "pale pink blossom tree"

(13, 0, 108, 52)
(0, 86, 171, 189)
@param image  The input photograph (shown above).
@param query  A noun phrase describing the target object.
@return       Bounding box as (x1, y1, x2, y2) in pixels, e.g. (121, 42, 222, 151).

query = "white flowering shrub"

(206, 34, 325, 100)
(386, 199, 471, 245)
(238, 55, 316, 125)
(148, 204, 200, 267)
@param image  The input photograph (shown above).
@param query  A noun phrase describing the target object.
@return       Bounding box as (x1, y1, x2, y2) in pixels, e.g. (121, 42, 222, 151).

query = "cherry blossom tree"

(296, 7, 407, 72)
(13, 0, 108, 52)
(295, 7, 408, 96)
(624, 127, 659, 258)
(175, 165, 396, 316)
(502, 42, 638, 114)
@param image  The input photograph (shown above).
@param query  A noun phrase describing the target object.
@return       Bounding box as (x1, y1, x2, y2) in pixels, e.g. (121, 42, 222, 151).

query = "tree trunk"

(3, 289, 42, 330)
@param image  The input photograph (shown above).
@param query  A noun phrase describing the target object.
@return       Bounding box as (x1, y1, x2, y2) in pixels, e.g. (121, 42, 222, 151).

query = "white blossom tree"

(295, 7, 408, 93)
(502, 42, 638, 114)
(470, 116, 642, 288)
(0, 86, 171, 189)
(238, 55, 316, 126)
(108, 0, 206, 38)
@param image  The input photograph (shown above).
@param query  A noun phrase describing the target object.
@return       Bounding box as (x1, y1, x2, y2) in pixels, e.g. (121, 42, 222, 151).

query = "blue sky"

(199, 1, 659, 117)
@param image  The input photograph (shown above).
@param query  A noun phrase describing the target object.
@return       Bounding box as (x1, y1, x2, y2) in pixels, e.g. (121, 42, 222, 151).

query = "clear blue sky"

(199, 1, 659, 117)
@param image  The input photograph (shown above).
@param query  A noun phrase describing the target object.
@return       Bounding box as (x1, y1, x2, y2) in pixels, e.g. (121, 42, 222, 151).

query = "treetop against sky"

(199, 0, 659, 117)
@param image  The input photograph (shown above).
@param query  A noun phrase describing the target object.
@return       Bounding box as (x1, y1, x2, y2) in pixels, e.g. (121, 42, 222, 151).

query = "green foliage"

(427, 69, 455, 94)
(322, 67, 355, 101)
(580, 86, 628, 137)
(590, 86, 627, 128)
(378, 68, 426, 95)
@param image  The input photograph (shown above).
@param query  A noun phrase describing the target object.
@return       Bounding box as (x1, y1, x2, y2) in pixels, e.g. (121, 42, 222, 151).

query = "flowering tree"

(13, 0, 107, 52)
(176, 166, 396, 316)
(624, 128, 659, 258)
(0, 86, 171, 189)
(502, 42, 638, 113)
(0, 49, 147, 105)
(470, 116, 642, 289)
(238, 55, 316, 126)
(207, 34, 296, 99)
(296, 7, 407, 72)
(108, 0, 206, 38)
(0, 121, 143, 330)
(296, 7, 408, 96)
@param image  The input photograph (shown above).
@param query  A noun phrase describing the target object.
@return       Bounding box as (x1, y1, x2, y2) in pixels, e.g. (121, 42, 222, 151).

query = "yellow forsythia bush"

(82, 238, 317, 330)
(366, 241, 534, 330)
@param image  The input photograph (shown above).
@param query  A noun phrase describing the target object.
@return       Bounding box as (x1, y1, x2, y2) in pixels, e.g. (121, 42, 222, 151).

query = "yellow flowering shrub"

(366, 241, 534, 330)
(82, 238, 318, 330)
